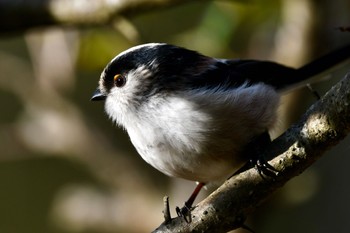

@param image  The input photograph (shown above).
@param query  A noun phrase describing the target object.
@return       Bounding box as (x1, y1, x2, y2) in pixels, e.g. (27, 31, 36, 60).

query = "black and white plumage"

(92, 43, 350, 183)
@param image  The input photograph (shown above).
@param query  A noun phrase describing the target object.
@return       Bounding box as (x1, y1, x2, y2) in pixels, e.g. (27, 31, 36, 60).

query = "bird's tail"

(281, 44, 350, 92)
(297, 44, 350, 78)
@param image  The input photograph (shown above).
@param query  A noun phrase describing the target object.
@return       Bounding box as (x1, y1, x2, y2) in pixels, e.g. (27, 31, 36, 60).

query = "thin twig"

(162, 196, 171, 223)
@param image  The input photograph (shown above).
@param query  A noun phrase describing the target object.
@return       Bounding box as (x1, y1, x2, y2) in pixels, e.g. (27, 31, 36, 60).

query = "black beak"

(91, 88, 106, 101)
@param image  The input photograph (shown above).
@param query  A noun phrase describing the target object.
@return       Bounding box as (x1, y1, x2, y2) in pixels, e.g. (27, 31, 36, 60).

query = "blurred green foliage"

(0, 157, 100, 233)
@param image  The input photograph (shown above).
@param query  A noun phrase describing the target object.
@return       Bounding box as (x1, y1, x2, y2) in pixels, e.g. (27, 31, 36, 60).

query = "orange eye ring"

(114, 74, 126, 87)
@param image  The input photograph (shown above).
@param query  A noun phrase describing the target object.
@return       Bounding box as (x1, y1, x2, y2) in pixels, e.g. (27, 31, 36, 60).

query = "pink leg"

(176, 182, 205, 222)
(184, 182, 205, 208)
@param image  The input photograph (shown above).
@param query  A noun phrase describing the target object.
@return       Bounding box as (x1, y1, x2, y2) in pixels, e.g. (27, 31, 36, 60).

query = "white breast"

(115, 83, 280, 182)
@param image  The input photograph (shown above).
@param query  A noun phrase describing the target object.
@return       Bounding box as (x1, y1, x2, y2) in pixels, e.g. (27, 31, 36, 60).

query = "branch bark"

(153, 72, 350, 233)
(0, 0, 205, 34)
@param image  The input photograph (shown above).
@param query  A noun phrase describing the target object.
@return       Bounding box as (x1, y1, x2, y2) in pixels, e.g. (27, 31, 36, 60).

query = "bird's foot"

(176, 203, 192, 223)
(251, 154, 279, 179)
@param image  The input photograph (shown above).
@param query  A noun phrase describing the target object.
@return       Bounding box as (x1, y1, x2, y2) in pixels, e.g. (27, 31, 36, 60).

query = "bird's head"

(91, 43, 216, 125)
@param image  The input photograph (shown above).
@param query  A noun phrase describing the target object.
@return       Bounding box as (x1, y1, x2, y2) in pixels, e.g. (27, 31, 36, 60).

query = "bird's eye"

(114, 74, 126, 87)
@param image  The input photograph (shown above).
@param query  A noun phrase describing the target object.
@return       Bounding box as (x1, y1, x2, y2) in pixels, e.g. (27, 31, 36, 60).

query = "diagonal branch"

(153, 72, 350, 233)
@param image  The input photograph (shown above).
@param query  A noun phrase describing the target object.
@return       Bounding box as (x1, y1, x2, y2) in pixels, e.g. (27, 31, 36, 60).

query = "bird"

(91, 43, 350, 215)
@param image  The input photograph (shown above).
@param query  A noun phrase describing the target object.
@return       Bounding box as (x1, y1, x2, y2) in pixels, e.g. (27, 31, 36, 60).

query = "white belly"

(123, 84, 279, 182)
(129, 129, 243, 182)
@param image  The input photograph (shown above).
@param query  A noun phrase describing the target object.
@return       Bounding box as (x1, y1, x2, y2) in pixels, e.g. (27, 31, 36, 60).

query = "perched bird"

(91, 43, 350, 212)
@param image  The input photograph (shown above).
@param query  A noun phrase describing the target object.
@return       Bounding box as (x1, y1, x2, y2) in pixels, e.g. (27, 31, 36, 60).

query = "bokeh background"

(1, 0, 350, 232)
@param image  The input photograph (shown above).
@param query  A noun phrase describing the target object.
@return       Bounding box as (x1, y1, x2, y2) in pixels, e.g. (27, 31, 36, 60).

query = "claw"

(252, 156, 279, 180)
(231, 131, 279, 180)
(176, 182, 205, 223)
(176, 204, 192, 223)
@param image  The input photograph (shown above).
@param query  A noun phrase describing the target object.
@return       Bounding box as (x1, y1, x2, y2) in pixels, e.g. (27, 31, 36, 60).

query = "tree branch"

(0, 0, 206, 34)
(153, 72, 350, 233)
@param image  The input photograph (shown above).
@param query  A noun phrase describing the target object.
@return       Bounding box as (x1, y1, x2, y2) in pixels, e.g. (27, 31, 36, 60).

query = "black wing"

(189, 44, 350, 91)
(225, 59, 298, 90)
(188, 59, 298, 91)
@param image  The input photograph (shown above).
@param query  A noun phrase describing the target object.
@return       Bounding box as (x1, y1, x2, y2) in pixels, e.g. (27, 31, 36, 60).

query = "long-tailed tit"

(91, 43, 350, 214)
